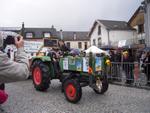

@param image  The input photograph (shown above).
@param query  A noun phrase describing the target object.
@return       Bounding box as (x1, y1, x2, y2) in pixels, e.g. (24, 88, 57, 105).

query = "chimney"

(73, 32, 77, 40)
(22, 22, 24, 29)
(21, 22, 25, 36)
(60, 29, 63, 40)
(51, 25, 54, 29)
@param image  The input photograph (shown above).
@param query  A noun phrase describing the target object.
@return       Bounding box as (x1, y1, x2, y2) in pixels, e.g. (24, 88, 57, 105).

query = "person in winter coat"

(142, 52, 150, 85)
(122, 50, 134, 84)
(0, 34, 29, 104)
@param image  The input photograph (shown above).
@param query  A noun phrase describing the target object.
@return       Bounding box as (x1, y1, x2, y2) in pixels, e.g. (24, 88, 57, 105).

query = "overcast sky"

(0, 0, 143, 31)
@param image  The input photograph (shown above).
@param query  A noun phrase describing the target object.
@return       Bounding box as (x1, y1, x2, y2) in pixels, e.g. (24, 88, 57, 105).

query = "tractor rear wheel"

(63, 79, 82, 103)
(32, 60, 50, 91)
(93, 77, 109, 94)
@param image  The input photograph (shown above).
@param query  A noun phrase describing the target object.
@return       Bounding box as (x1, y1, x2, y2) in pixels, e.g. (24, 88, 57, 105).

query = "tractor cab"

(36, 38, 59, 56)
(36, 38, 70, 56)
(31, 37, 69, 78)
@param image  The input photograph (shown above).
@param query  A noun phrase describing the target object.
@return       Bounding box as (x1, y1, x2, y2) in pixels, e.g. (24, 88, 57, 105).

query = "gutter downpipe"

(107, 29, 110, 46)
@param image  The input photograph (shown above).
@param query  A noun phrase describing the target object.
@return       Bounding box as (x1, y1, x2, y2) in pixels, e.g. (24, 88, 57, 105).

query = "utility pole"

(21, 22, 25, 37)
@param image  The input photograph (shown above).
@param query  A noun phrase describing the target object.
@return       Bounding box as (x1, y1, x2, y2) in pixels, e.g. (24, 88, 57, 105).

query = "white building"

(89, 20, 137, 48)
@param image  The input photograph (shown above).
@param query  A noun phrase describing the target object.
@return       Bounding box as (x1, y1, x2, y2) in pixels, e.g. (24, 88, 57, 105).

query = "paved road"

(1, 80, 150, 113)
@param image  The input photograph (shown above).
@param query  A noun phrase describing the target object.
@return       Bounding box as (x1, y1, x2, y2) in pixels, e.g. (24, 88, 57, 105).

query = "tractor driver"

(0, 33, 29, 104)
(47, 48, 61, 78)
(58, 40, 70, 52)
(47, 40, 70, 78)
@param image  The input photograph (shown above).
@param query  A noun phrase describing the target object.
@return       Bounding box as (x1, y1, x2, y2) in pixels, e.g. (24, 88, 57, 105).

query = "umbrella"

(85, 46, 109, 55)
(70, 49, 80, 55)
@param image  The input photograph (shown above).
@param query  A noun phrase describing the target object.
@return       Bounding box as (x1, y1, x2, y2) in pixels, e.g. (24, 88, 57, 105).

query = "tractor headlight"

(88, 67, 93, 74)
(106, 59, 111, 66)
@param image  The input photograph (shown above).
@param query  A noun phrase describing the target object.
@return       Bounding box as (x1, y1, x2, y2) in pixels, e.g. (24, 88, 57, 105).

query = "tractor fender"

(62, 72, 80, 83)
(32, 56, 51, 62)
(31, 56, 51, 70)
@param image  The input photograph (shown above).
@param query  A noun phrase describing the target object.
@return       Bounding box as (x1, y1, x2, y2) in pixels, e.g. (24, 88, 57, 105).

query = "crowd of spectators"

(108, 49, 150, 85)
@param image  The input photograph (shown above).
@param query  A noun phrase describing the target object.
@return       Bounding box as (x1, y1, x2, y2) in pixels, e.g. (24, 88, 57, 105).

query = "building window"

(98, 38, 102, 47)
(98, 25, 101, 35)
(93, 39, 96, 46)
(26, 33, 33, 38)
(138, 24, 144, 34)
(78, 42, 82, 49)
(84, 42, 87, 50)
(44, 32, 51, 38)
(66, 42, 70, 48)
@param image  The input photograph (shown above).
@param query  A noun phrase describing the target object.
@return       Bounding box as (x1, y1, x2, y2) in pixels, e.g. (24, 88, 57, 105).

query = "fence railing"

(107, 62, 150, 87)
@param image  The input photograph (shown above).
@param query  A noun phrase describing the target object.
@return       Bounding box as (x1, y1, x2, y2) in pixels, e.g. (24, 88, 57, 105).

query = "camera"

(3, 35, 20, 49)
(4, 35, 15, 45)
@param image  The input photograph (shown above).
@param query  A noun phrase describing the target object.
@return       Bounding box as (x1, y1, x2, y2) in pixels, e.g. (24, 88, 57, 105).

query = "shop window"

(44, 32, 51, 38)
(66, 42, 70, 48)
(26, 33, 33, 38)
(84, 42, 87, 50)
(93, 39, 96, 46)
(98, 25, 101, 35)
(98, 38, 102, 47)
(78, 42, 82, 49)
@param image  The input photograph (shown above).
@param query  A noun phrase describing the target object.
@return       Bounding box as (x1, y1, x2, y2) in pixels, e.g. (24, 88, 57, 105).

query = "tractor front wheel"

(93, 77, 109, 94)
(63, 79, 82, 103)
(32, 60, 50, 91)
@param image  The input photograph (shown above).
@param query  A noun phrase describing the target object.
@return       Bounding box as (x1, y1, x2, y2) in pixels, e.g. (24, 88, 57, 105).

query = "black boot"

(0, 83, 5, 90)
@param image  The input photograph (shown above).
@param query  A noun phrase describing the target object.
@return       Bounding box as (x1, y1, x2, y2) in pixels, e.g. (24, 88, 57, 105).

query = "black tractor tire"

(32, 60, 50, 91)
(63, 79, 82, 103)
(93, 77, 109, 94)
(0, 83, 5, 90)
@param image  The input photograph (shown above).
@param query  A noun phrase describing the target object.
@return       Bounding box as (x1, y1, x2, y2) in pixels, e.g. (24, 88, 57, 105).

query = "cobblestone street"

(0, 80, 150, 113)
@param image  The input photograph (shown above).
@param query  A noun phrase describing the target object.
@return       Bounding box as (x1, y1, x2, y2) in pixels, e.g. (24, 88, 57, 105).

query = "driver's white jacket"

(0, 48, 29, 83)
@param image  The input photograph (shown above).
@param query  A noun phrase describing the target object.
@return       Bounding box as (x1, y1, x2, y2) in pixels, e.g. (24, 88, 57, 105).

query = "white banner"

(24, 41, 43, 53)
(118, 40, 126, 47)
(83, 57, 89, 72)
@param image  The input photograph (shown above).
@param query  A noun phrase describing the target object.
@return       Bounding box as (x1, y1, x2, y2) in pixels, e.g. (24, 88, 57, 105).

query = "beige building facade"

(58, 31, 90, 50)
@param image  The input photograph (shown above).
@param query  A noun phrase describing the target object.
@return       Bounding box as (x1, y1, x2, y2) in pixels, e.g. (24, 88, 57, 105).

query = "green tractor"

(31, 38, 110, 103)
